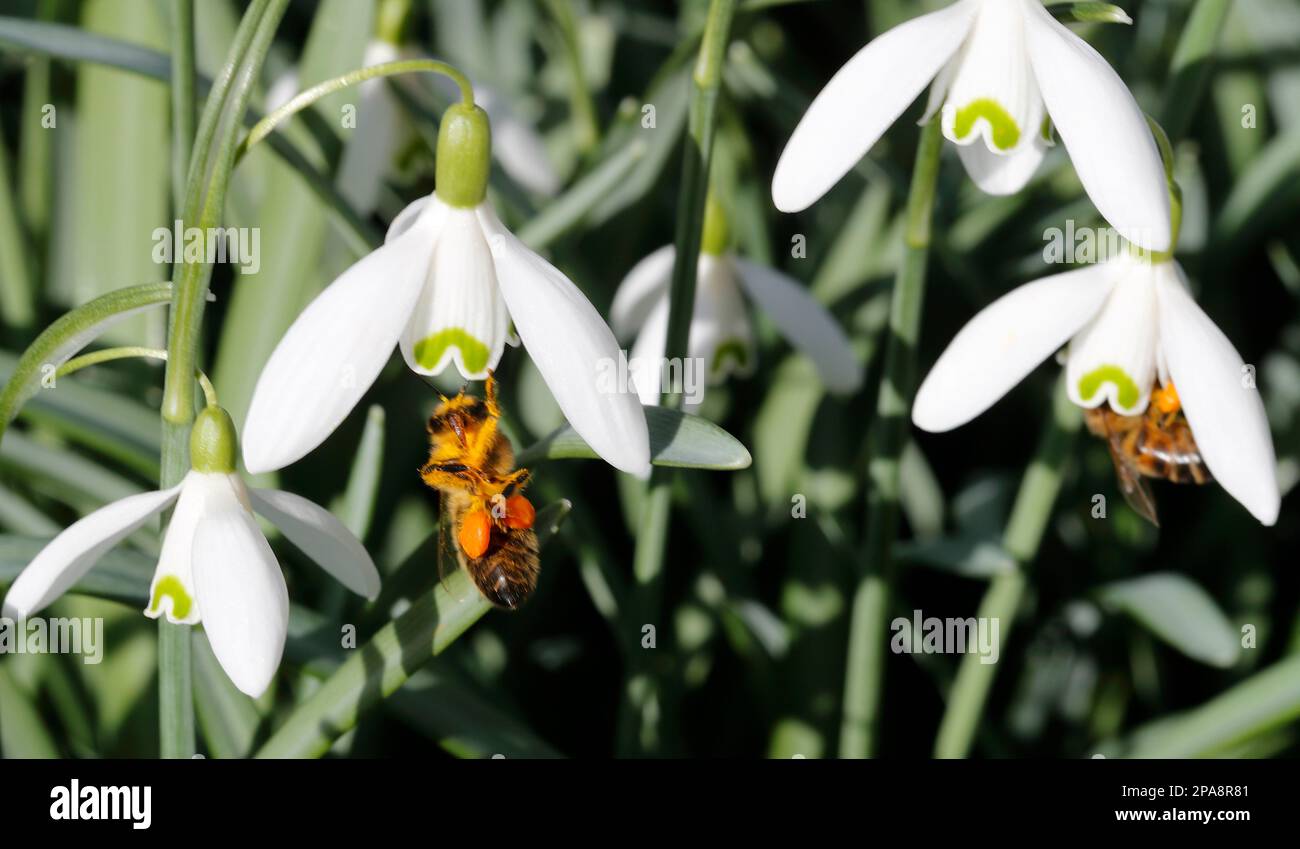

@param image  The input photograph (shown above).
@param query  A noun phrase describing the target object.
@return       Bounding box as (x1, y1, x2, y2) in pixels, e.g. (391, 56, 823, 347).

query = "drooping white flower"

(772, 0, 1170, 253)
(1, 407, 380, 697)
(911, 254, 1280, 525)
(611, 246, 862, 407)
(242, 102, 650, 478)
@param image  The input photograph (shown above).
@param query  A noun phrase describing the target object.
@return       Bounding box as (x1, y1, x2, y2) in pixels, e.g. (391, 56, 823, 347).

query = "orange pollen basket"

(1153, 382, 1181, 415)
(458, 507, 492, 559)
(505, 495, 536, 530)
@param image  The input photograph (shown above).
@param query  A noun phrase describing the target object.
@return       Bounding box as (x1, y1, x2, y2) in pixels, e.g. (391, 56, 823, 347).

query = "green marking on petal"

(414, 328, 490, 374)
(1040, 115, 1054, 144)
(149, 575, 193, 620)
(711, 338, 750, 376)
(953, 98, 1021, 151)
(1078, 364, 1140, 409)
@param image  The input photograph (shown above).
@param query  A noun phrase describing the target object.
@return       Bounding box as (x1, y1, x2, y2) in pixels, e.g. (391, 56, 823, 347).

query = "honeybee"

(1084, 382, 1211, 527)
(419, 372, 539, 609)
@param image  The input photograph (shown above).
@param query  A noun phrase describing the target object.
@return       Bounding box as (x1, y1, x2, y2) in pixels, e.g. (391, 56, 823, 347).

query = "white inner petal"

(1065, 257, 1161, 415)
(146, 472, 254, 625)
(399, 205, 508, 379)
(693, 256, 755, 384)
(941, 0, 1046, 155)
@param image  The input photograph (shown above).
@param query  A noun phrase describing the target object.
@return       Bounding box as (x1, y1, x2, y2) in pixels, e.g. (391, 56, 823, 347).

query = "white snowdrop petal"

(628, 296, 670, 407)
(248, 487, 381, 600)
(144, 471, 220, 625)
(732, 258, 861, 393)
(1065, 257, 1161, 416)
(478, 205, 651, 478)
(1, 486, 181, 620)
(1155, 266, 1280, 525)
(398, 206, 506, 380)
(913, 262, 1116, 432)
(941, 0, 1047, 158)
(1020, 0, 1171, 253)
(611, 245, 676, 341)
(694, 256, 756, 385)
(956, 133, 1049, 195)
(242, 201, 443, 474)
(771, 0, 980, 212)
(386, 196, 432, 244)
(191, 504, 289, 699)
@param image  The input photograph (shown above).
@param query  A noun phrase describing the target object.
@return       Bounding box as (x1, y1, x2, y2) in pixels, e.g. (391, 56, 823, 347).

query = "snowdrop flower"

(772, 0, 1171, 253)
(911, 253, 1280, 525)
(1, 407, 380, 696)
(611, 197, 862, 406)
(243, 99, 650, 477)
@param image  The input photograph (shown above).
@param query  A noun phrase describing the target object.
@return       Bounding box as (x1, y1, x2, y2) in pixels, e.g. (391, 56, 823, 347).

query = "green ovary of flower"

(953, 98, 1021, 151)
(711, 339, 750, 376)
(415, 328, 490, 374)
(149, 576, 193, 620)
(1078, 365, 1140, 410)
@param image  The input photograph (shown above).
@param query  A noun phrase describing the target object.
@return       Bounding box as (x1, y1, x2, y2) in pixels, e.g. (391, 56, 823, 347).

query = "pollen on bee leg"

(504, 494, 535, 530)
(1152, 382, 1181, 414)
(458, 506, 492, 559)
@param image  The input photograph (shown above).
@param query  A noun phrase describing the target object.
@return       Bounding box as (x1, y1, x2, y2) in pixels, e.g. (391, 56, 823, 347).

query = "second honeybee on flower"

(419, 373, 539, 609)
(1085, 381, 1211, 527)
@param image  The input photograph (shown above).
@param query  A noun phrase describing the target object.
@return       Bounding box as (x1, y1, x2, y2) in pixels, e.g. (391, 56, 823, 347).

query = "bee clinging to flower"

(1084, 381, 1211, 527)
(420, 372, 539, 609)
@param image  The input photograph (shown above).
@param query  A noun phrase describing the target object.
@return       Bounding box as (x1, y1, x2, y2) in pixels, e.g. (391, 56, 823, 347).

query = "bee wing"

(1109, 439, 1160, 527)
(436, 493, 462, 588)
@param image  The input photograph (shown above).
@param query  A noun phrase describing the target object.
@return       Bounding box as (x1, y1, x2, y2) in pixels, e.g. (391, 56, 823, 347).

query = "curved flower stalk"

(772, 0, 1171, 253)
(267, 40, 560, 213)
(2, 407, 380, 697)
(243, 98, 651, 478)
(611, 199, 862, 407)
(911, 253, 1280, 525)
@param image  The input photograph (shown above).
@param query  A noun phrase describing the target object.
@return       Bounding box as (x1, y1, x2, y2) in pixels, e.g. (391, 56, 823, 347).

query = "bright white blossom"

(912, 254, 1280, 525)
(242, 190, 651, 478)
(612, 246, 862, 406)
(772, 0, 1170, 252)
(2, 408, 380, 697)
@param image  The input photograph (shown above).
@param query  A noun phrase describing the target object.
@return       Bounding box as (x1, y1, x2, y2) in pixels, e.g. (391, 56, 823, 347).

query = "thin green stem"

(157, 624, 194, 759)
(839, 119, 943, 759)
(235, 59, 475, 162)
(162, 0, 287, 435)
(934, 374, 1080, 758)
(56, 346, 218, 407)
(544, 0, 600, 155)
(58, 346, 166, 376)
(375, 0, 412, 46)
(169, 0, 195, 215)
(620, 0, 736, 757)
(157, 0, 288, 761)
(0, 281, 172, 448)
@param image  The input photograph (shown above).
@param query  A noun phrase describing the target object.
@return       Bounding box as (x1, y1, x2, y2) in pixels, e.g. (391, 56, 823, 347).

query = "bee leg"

(484, 370, 500, 418)
(463, 388, 503, 472)
(419, 463, 483, 493)
(498, 468, 531, 496)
